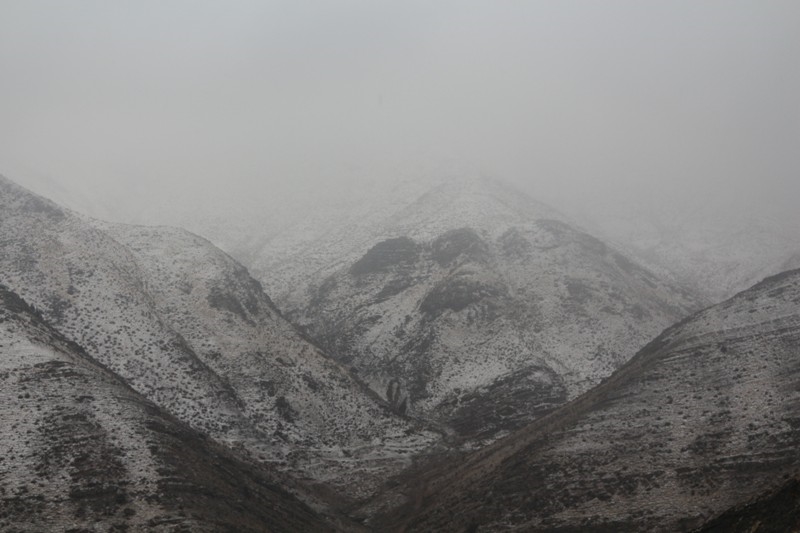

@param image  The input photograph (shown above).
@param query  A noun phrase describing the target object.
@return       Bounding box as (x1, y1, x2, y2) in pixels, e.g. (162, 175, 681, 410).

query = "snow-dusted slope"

(380, 268, 800, 532)
(0, 174, 435, 497)
(0, 175, 245, 434)
(243, 178, 455, 311)
(96, 222, 437, 494)
(0, 284, 336, 532)
(296, 180, 701, 444)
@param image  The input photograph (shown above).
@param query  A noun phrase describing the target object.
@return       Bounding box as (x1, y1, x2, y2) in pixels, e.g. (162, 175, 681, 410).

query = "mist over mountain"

(3, 1, 799, 306)
(4, 169, 798, 530)
(1, 1, 799, 531)
(570, 197, 800, 302)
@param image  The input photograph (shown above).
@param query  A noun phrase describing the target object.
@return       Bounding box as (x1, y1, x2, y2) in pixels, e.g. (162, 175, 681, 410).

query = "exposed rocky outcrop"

(375, 268, 800, 532)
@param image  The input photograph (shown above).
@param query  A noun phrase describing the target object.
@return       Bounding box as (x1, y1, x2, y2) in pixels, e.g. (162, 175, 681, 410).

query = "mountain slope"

(0, 284, 337, 532)
(693, 475, 800, 533)
(296, 179, 701, 443)
(0, 174, 434, 497)
(0, 175, 244, 434)
(377, 268, 800, 532)
(96, 222, 436, 494)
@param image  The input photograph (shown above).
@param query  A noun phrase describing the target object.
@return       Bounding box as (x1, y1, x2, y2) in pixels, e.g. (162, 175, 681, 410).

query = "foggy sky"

(1, 1, 799, 224)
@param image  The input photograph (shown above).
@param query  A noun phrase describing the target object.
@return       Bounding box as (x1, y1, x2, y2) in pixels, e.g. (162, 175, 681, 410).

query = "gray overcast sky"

(1, 1, 799, 223)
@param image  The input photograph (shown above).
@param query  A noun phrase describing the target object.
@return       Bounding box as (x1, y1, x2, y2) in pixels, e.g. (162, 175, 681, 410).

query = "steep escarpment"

(378, 268, 800, 532)
(299, 216, 699, 444)
(0, 284, 337, 532)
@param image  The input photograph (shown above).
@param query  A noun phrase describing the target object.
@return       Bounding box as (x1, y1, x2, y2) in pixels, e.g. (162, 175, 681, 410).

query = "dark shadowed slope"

(0, 284, 338, 532)
(375, 268, 800, 532)
(693, 475, 800, 533)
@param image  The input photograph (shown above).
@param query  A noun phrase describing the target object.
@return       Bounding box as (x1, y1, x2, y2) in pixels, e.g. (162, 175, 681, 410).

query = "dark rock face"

(0, 285, 336, 532)
(377, 269, 800, 532)
(419, 274, 503, 317)
(350, 237, 419, 275)
(301, 222, 699, 445)
(693, 476, 800, 533)
(439, 366, 567, 440)
(207, 286, 254, 324)
(431, 228, 488, 266)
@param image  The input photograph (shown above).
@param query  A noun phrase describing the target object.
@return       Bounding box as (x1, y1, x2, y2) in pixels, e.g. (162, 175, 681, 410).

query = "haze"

(1, 1, 799, 229)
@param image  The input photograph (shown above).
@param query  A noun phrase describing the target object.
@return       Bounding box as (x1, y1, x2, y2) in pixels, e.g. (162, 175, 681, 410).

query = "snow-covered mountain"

(293, 178, 702, 443)
(0, 284, 337, 532)
(151, 175, 564, 313)
(377, 268, 800, 532)
(0, 174, 436, 498)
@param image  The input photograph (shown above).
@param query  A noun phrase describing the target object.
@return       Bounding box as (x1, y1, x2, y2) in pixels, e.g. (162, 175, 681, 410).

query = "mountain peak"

(383, 175, 566, 241)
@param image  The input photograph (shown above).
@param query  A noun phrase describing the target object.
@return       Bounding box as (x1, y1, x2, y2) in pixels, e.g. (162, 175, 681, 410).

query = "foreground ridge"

(0, 284, 338, 532)
(375, 268, 800, 532)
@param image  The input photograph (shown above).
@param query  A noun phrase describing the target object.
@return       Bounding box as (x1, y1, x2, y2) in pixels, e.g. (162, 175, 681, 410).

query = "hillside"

(97, 221, 437, 494)
(173, 176, 566, 313)
(0, 283, 338, 532)
(296, 179, 701, 443)
(0, 174, 435, 498)
(377, 268, 800, 531)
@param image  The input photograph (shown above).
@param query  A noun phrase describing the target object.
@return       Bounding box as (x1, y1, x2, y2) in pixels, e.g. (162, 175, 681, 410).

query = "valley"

(1, 174, 798, 532)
